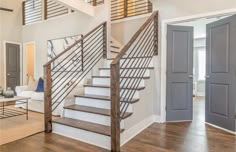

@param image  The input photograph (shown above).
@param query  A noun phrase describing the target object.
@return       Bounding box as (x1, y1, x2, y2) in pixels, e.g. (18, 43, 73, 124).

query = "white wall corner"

(153, 115, 163, 123)
(121, 115, 160, 146)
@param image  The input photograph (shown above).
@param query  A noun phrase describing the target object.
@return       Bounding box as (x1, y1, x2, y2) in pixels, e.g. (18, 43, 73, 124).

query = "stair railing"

(44, 22, 107, 132)
(87, 0, 104, 6)
(22, 0, 104, 25)
(111, 0, 153, 21)
(110, 11, 158, 151)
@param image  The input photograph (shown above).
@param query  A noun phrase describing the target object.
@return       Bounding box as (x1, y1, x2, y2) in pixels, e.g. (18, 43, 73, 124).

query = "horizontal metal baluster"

(120, 36, 154, 111)
(51, 38, 103, 89)
(51, 46, 103, 103)
(52, 52, 103, 111)
(119, 30, 154, 100)
(119, 21, 153, 71)
(120, 48, 155, 118)
(120, 23, 153, 77)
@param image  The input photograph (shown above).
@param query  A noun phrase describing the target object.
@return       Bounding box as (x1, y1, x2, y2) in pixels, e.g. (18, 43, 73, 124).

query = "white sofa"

(15, 85, 83, 116)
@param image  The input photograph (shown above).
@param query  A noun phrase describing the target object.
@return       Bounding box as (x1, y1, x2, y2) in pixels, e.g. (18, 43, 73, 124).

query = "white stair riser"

(93, 77, 145, 87)
(64, 109, 125, 128)
(99, 69, 150, 77)
(104, 58, 154, 68)
(75, 97, 133, 112)
(52, 123, 111, 150)
(84, 87, 140, 98)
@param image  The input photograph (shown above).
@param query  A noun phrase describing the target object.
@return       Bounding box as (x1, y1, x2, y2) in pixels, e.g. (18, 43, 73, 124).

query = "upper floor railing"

(87, 0, 104, 6)
(44, 22, 107, 132)
(110, 11, 158, 151)
(22, 0, 104, 25)
(111, 0, 153, 21)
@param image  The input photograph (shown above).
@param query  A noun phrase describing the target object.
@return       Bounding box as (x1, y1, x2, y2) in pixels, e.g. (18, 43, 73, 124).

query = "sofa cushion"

(19, 91, 35, 98)
(31, 92, 44, 101)
(28, 77, 38, 91)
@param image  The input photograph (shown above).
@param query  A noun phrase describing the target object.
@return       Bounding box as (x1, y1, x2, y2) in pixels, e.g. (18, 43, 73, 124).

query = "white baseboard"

(153, 115, 162, 123)
(121, 115, 161, 146)
(205, 122, 236, 135)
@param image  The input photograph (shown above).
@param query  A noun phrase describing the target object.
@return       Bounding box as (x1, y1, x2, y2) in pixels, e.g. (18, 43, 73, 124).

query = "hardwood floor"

(1, 98, 235, 152)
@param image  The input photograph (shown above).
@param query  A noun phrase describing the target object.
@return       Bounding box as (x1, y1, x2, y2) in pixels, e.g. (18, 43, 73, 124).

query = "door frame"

(160, 8, 236, 126)
(23, 41, 36, 85)
(3, 41, 23, 89)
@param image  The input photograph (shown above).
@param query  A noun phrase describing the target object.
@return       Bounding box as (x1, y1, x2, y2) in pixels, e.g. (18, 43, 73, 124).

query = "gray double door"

(166, 15, 236, 132)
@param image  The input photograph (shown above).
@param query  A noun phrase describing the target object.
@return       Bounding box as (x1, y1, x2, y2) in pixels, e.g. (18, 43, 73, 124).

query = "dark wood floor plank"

(1, 98, 235, 152)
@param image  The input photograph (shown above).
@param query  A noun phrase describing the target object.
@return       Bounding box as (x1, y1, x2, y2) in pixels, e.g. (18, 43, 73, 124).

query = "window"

(197, 49, 206, 80)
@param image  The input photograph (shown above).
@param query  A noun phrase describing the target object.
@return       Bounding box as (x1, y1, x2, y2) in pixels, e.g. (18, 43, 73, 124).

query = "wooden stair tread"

(92, 75, 150, 79)
(111, 45, 120, 49)
(99, 67, 154, 70)
(111, 50, 120, 54)
(64, 105, 132, 119)
(84, 83, 145, 90)
(74, 93, 139, 103)
(53, 118, 115, 136)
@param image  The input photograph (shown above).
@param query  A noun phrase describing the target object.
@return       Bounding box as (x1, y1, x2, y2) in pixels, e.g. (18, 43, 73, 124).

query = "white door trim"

(3, 41, 23, 89)
(23, 41, 36, 85)
(160, 8, 236, 123)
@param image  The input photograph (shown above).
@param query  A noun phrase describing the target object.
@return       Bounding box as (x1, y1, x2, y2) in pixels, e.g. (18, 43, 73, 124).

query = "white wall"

(0, 0, 23, 87)
(22, 1, 110, 82)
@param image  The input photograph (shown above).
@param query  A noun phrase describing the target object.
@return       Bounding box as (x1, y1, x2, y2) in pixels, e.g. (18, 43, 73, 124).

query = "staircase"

(44, 11, 158, 151)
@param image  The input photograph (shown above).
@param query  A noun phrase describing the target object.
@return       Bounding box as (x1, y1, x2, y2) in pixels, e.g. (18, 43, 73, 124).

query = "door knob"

(205, 76, 210, 78)
(7, 74, 10, 76)
(189, 75, 193, 78)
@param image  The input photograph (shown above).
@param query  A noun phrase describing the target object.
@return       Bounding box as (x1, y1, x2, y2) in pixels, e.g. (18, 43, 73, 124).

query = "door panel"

(166, 25, 194, 121)
(6, 43, 20, 91)
(206, 15, 236, 131)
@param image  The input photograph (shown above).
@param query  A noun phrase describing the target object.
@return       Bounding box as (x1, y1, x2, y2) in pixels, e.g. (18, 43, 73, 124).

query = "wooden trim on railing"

(103, 22, 107, 58)
(111, 11, 158, 65)
(124, 0, 128, 17)
(22, 1, 25, 25)
(44, 64, 52, 133)
(44, 0, 48, 20)
(44, 22, 107, 67)
(81, 35, 84, 71)
(154, 12, 159, 55)
(110, 62, 121, 152)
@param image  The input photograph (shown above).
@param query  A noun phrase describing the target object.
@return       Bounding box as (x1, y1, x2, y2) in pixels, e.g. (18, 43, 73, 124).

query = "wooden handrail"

(110, 11, 158, 151)
(111, 11, 158, 65)
(44, 22, 107, 67)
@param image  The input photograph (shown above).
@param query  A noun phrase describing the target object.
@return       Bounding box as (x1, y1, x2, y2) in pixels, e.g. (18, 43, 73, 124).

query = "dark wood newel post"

(111, 62, 121, 152)
(44, 64, 52, 133)
(103, 22, 107, 58)
(153, 12, 159, 55)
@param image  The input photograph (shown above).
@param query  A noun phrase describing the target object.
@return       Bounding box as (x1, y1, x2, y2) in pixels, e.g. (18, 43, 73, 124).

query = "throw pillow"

(36, 77, 44, 92)
(28, 77, 38, 91)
